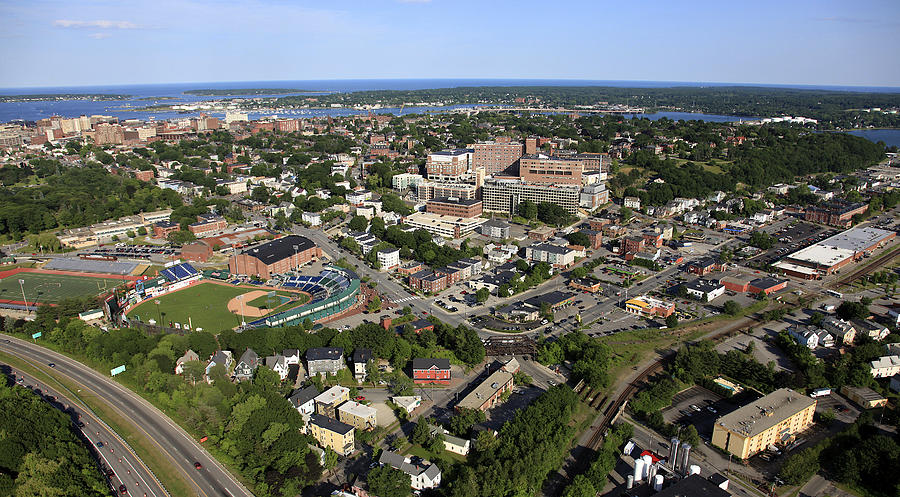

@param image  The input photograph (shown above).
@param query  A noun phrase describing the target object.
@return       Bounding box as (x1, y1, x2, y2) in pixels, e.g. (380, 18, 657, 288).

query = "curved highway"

(3, 359, 167, 497)
(0, 335, 255, 497)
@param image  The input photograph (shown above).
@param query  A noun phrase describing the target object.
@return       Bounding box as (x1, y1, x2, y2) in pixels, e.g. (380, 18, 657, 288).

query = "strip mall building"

(774, 227, 895, 280)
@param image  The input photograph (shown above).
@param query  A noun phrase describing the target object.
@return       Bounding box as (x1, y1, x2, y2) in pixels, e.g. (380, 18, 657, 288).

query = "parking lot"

(661, 385, 761, 441)
(753, 221, 838, 266)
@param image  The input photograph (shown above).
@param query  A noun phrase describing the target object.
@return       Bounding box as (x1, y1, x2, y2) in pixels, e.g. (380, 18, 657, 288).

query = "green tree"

(349, 215, 368, 232)
(665, 314, 679, 328)
(476, 288, 490, 303)
(367, 465, 411, 497)
(620, 206, 633, 222)
(167, 230, 197, 245)
(723, 300, 741, 316)
(517, 200, 538, 220)
(368, 295, 382, 313)
(411, 416, 430, 445)
(563, 475, 597, 497)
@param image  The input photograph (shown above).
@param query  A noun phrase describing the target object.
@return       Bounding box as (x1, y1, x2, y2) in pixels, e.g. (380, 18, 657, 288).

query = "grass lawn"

(0, 272, 125, 304)
(126, 282, 255, 331)
(404, 443, 467, 465)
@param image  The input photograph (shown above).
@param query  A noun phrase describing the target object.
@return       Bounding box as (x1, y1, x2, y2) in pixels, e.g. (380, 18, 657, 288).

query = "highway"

(0, 335, 255, 497)
(3, 358, 167, 497)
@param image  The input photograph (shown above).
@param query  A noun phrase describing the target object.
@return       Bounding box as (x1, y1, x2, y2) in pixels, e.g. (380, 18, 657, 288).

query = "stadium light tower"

(18, 279, 29, 312)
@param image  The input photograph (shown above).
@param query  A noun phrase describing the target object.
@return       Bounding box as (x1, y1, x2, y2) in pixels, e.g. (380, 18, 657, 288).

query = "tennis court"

(0, 271, 125, 305)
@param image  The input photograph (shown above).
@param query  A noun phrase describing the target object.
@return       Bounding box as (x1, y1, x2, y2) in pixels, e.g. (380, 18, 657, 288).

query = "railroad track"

(830, 244, 900, 289)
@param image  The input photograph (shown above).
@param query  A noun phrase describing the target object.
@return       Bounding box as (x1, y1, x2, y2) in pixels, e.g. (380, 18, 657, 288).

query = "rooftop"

(338, 400, 378, 419)
(307, 347, 343, 362)
(412, 358, 450, 370)
(714, 388, 815, 438)
(315, 385, 350, 405)
(310, 413, 354, 435)
(240, 234, 316, 264)
(457, 369, 513, 410)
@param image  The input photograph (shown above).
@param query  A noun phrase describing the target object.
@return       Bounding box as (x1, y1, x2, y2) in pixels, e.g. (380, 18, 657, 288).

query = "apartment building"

(309, 414, 355, 456)
(338, 401, 378, 431)
(712, 389, 816, 459)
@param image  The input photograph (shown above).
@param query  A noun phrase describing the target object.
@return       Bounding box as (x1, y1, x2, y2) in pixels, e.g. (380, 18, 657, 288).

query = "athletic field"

(0, 271, 125, 305)
(125, 282, 309, 332)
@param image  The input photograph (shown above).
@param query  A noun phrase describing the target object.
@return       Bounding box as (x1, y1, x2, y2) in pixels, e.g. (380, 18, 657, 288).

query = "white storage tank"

(689, 464, 701, 476)
(633, 458, 645, 481)
(626, 474, 634, 489)
(642, 455, 653, 479)
(653, 474, 664, 491)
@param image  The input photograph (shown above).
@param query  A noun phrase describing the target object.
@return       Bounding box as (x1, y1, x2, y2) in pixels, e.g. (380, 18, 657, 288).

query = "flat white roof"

(773, 261, 821, 275)
(315, 385, 349, 404)
(338, 400, 377, 419)
(785, 227, 894, 267)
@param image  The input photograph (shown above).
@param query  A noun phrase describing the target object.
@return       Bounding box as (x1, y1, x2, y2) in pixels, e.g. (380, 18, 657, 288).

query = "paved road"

(0, 335, 255, 497)
(2, 359, 168, 497)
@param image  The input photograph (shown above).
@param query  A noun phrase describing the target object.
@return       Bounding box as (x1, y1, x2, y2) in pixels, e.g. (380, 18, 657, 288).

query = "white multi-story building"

(870, 355, 900, 378)
(524, 243, 577, 268)
(376, 248, 401, 271)
(482, 178, 580, 214)
(302, 211, 322, 226)
(392, 173, 424, 191)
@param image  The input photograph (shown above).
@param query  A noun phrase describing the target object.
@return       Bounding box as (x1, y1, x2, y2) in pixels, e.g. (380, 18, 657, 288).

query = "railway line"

(830, 244, 900, 289)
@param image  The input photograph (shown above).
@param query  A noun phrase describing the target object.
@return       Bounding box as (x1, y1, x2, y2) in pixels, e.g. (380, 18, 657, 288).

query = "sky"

(1, 0, 899, 88)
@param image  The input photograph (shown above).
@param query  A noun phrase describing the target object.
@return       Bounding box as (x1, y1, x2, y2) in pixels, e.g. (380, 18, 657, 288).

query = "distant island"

(0, 93, 131, 103)
(136, 96, 178, 101)
(184, 88, 324, 96)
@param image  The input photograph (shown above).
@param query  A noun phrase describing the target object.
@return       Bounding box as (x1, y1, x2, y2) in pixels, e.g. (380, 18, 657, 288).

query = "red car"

(118, 484, 127, 494)
(194, 462, 203, 470)
(354, 396, 366, 402)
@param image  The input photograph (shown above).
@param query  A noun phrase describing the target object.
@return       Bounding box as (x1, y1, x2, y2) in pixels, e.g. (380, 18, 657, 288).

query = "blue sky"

(1, 0, 898, 88)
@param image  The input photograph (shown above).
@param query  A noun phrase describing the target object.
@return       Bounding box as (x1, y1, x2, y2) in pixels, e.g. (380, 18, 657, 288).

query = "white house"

(789, 326, 819, 349)
(302, 211, 322, 226)
(376, 248, 401, 271)
(379, 450, 441, 490)
(289, 385, 319, 416)
(283, 349, 301, 365)
(175, 349, 200, 375)
(264, 354, 290, 381)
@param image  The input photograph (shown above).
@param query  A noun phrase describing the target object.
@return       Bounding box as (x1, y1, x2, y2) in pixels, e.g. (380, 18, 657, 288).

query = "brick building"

(228, 235, 321, 279)
(472, 141, 524, 175)
(426, 197, 483, 218)
(518, 154, 585, 185)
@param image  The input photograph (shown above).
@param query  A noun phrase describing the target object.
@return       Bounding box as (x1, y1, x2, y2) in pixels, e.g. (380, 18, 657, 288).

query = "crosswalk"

(391, 295, 421, 304)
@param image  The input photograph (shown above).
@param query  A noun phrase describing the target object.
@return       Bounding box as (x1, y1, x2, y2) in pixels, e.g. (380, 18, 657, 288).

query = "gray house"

(306, 347, 345, 377)
(234, 348, 259, 382)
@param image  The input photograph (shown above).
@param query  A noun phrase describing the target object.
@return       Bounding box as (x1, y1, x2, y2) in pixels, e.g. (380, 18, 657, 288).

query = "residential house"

(175, 349, 199, 375)
(789, 326, 820, 349)
(205, 350, 234, 379)
(307, 347, 346, 377)
(390, 396, 422, 415)
(315, 385, 351, 418)
(821, 317, 856, 345)
(870, 355, 900, 378)
(309, 414, 355, 456)
(456, 368, 514, 412)
(815, 330, 835, 348)
(353, 348, 372, 382)
(378, 450, 442, 490)
(233, 348, 259, 382)
(412, 358, 451, 385)
(429, 425, 471, 456)
(688, 257, 725, 276)
(283, 349, 301, 365)
(288, 385, 319, 416)
(852, 319, 890, 341)
(264, 354, 289, 381)
(338, 401, 378, 431)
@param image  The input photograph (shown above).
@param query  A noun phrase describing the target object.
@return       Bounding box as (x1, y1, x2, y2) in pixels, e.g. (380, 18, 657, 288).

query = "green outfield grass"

(0, 272, 125, 304)
(126, 282, 252, 332)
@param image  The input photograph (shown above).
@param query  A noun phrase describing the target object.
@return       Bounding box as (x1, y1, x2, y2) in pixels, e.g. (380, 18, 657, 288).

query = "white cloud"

(53, 20, 139, 29)
(397, 0, 432, 3)
(88, 32, 111, 39)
